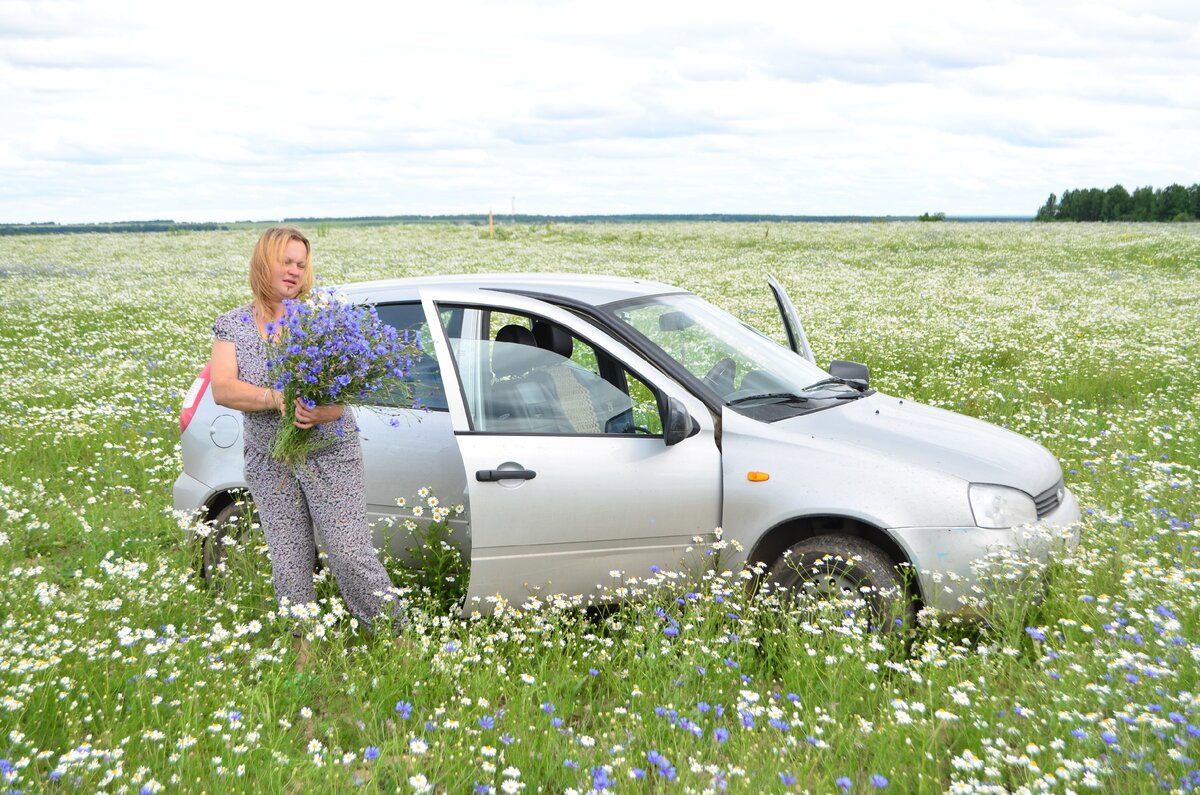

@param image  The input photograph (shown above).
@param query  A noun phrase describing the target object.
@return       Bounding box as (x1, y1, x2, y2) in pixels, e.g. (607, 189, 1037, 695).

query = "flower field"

(0, 221, 1197, 793)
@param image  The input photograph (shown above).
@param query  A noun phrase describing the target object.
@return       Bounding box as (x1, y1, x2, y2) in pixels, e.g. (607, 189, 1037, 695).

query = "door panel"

(455, 432, 718, 607)
(419, 289, 722, 612)
(357, 406, 466, 562)
(356, 301, 468, 562)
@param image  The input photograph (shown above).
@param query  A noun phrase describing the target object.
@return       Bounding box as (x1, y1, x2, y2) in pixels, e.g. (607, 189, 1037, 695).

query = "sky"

(1, 0, 1198, 223)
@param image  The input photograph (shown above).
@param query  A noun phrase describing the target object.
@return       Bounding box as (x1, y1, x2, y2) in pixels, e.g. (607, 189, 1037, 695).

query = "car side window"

(441, 305, 664, 436)
(367, 302, 457, 412)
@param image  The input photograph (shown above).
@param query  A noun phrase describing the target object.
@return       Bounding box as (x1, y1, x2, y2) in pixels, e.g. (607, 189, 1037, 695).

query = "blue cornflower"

(395, 700, 413, 718)
(592, 766, 615, 790)
(835, 776, 853, 791)
(478, 715, 495, 730)
(589, 667, 600, 677)
(713, 727, 730, 744)
(1072, 728, 1087, 739)
(780, 772, 797, 785)
(1025, 627, 1046, 641)
(870, 774, 889, 788)
(363, 746, 380, 761)
(542, 702, 556, 713)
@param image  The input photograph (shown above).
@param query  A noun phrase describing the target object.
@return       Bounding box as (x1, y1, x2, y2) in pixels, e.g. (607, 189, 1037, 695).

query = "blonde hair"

(249, 226, 313, 318)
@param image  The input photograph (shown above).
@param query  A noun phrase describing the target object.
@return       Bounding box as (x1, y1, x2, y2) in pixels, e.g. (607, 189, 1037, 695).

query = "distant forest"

(0, 221, 226, 236)
(1036, 184, 1200, 222)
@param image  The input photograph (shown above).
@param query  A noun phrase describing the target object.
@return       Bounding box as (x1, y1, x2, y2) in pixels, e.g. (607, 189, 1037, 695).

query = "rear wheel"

(765, 534, 916, 630)
(200, 496, 259, 583)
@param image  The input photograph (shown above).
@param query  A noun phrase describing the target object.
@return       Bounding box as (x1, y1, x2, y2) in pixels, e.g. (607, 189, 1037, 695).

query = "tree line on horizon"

(1036, 183, 1200, 222)
(0, 220, 226, 236)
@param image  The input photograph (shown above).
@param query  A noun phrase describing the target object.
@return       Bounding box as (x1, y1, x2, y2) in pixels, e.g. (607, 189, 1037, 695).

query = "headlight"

(969, 484, 1038, 529)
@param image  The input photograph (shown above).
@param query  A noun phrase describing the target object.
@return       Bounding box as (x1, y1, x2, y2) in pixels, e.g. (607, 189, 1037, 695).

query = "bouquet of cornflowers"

(266, 288, 422, 466)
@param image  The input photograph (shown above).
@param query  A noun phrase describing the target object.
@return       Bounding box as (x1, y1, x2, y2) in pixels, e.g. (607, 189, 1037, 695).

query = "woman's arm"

(209, 339, 284, 413)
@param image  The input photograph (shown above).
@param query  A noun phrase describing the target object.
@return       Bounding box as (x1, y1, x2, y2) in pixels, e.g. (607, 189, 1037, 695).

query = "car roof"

(337, 272, 687, 307)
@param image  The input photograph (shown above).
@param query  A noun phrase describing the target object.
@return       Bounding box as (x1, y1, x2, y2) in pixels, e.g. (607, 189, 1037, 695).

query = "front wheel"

(764, 535, 916, 630)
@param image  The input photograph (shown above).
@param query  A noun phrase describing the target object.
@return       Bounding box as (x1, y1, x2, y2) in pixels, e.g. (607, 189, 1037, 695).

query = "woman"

(210, 226, 405, 642)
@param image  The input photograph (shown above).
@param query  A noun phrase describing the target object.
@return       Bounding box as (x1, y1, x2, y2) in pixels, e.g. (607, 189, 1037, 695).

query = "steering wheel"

(701, 357, 737, 395)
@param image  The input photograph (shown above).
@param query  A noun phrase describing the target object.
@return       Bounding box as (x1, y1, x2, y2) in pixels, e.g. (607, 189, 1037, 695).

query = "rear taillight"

(180, 362, 212, 432)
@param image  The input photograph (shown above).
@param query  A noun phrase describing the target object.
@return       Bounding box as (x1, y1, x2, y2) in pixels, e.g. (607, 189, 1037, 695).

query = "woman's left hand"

(293, 399, 344, 429)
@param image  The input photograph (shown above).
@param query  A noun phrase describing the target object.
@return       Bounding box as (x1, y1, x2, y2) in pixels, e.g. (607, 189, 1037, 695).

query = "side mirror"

(658, 311, 695, 332)
(664, 397, 699, 446)
(828, 359, 869, 388)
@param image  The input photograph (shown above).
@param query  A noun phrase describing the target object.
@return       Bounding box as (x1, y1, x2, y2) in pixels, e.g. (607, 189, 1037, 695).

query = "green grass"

(0, 222, 1197, 792)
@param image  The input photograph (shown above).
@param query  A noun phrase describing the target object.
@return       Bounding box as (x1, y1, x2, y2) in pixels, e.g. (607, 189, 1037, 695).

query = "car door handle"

(476, 469, 537, 482)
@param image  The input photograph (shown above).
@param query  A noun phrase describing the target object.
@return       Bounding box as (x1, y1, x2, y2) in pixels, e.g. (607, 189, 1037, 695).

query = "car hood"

(775, 392, 1062, 496)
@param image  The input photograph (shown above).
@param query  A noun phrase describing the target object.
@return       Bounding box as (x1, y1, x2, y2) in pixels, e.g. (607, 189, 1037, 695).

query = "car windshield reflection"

(609, 293, 833, 403)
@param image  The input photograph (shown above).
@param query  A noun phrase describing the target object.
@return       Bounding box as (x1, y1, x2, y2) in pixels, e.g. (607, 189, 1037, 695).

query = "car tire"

(201, 496, 258, 583)
(765, 534, 916, 630)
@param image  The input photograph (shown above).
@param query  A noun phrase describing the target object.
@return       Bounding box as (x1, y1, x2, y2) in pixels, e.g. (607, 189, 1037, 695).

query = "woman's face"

(271, 239, 308, 301)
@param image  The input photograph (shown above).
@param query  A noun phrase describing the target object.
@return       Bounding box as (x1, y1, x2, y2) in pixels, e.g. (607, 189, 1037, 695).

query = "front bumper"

(891, 487, 1082, 615)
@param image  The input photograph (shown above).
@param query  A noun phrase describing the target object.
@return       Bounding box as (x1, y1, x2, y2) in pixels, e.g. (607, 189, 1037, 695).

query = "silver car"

(174, 273, 1080, 619)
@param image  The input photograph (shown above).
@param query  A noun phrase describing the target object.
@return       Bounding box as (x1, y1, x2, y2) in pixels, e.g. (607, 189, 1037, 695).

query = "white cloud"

(0, 0, 1197, 221)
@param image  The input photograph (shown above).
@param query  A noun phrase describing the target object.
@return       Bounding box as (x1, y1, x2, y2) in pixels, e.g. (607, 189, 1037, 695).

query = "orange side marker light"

(747, 471, 770, 482)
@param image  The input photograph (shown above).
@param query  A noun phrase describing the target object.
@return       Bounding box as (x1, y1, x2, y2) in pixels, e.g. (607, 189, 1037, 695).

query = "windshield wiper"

(802, 376, 868, 392)
(727, 392, 811, 406)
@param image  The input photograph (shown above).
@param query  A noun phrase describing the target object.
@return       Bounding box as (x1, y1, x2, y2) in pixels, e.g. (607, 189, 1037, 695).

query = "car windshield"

(609, 293, 838, 404)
